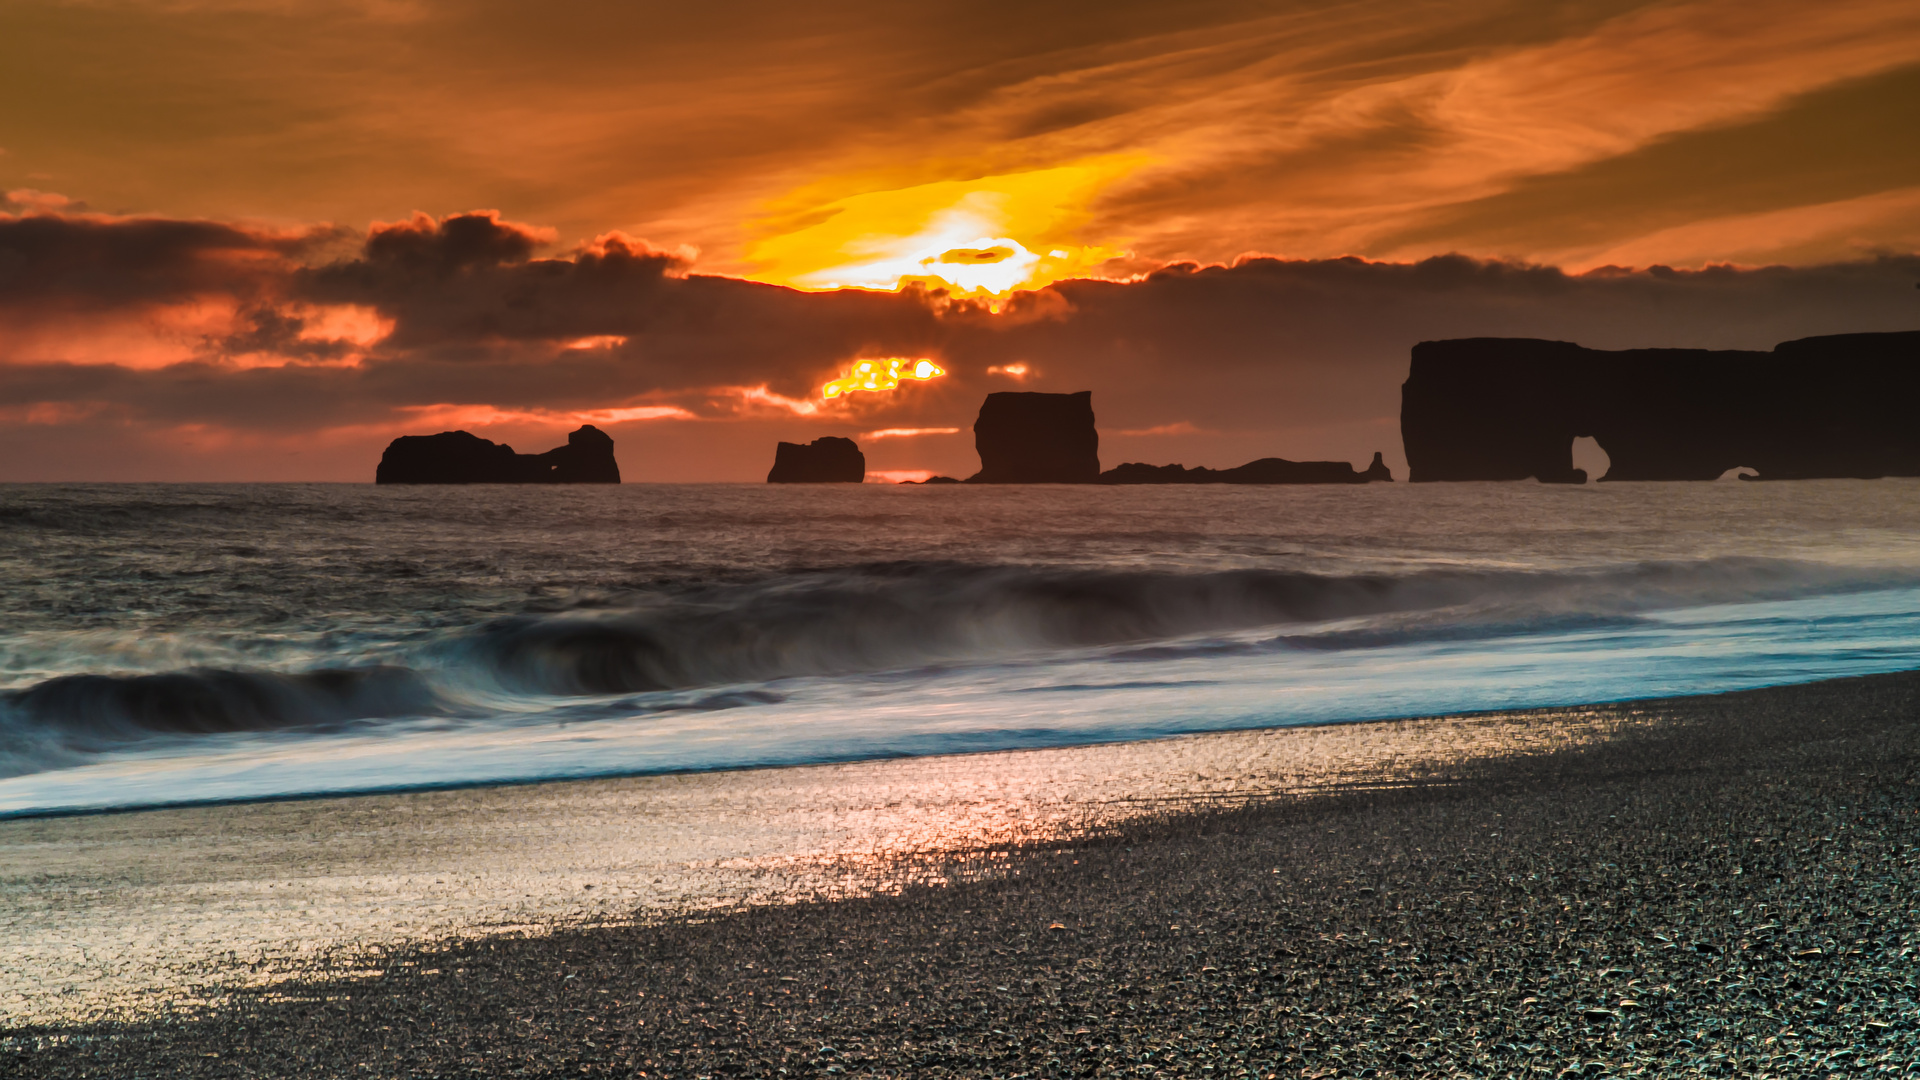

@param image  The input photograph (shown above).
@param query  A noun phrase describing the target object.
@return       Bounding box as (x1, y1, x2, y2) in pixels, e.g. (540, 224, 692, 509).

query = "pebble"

(9, 673, 1920, 1079)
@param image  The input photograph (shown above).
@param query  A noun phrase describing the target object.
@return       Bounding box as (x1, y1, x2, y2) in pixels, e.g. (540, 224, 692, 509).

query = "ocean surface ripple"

(3, 480, 1917, 815)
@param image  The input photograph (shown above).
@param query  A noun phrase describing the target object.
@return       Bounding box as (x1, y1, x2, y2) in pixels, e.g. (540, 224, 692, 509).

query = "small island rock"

(767, 436, 866, 483)
(375, 425, 621, 484)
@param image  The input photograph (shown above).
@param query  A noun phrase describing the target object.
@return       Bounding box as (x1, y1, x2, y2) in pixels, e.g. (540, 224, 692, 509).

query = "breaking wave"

(450, 557, 1889, 694)
(1, 555, 1911, 788)
(0, 667, 442, 777)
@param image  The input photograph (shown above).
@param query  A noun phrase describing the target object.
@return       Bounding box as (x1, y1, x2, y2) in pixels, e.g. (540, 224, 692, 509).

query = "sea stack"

(767, 436, 866, 482)
(1401, 331, 1920, 482)
(375, 425, 621, 484)
(968, 391, 1100, 483)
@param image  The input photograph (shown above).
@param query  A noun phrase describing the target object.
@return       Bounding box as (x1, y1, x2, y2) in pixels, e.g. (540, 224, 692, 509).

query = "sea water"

(3, 480, 1918, 816)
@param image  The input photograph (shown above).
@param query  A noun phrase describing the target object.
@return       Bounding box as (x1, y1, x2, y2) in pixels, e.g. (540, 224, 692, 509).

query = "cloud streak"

(6, 0, 1918, 274)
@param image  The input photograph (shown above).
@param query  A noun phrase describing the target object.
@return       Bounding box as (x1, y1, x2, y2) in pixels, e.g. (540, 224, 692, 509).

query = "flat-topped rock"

(767, 437, 865, 483)
(968, 391, 1100, 483)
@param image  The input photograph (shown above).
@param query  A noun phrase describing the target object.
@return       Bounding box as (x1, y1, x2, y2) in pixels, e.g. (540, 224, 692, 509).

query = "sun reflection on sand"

(1, 703, 1663, 1026)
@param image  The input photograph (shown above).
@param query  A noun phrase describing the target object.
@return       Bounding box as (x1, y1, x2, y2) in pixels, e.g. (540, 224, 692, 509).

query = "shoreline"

(9, 662, 1915, 824)
(8, 670, 1920, 1076)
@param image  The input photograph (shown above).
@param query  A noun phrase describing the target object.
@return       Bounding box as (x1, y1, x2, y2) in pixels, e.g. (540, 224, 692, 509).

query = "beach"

(8, 670, 1918, 1077)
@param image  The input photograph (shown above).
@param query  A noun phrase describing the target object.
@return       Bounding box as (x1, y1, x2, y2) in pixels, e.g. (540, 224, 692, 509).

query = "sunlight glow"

(293, 304, 393, 348)
(563, 335, 628, 351)
(862, 427, 961, 440)
(748, 159, 1143, 303)
(395, 403, 696, 428)
(866, 469, 938, 484)
(822, 357, 946, 400)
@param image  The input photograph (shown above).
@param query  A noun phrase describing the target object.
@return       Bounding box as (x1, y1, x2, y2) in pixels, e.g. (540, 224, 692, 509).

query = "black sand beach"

(9, 671, 1920, 1078)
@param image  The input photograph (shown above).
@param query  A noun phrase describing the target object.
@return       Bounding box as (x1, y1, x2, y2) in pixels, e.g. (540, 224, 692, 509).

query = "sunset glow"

(3, 0, 1919, 483)
(822, 358, 946, 400)
(748, 160, 1141, 301)
(862, 427, 961, 440)
(6, 7, 1920, 1073)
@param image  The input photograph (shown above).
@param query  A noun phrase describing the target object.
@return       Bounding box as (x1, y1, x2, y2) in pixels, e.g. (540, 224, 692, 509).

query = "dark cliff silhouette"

(1402, 331, 1920, 482)
(375, 425, 620, 484)
(767, 436, 866, 482)
(968, 391, 1101, 483)
(1101, 452, 1392, 485)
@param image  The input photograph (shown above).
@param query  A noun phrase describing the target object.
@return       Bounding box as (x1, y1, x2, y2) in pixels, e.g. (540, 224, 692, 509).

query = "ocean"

(4, 480, 1919, 817)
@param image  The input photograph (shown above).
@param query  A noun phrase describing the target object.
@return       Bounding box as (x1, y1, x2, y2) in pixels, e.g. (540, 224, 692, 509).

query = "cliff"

(767, 437, 866, 483)
(1401, 331, 1920, 482)
(1102, 452, 1392, 484)
(375, 424, 621, 484)
(968, 391, 1101, 483)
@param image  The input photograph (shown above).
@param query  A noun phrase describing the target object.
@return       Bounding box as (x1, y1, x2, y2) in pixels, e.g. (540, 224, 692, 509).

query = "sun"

(822, 357, 946, 400)
(746, 157, 1144, 303)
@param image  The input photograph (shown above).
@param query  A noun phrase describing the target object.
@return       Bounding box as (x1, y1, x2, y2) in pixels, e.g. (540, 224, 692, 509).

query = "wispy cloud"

(9, 0, 1918, 275)
(1116, 421, 1202, 437)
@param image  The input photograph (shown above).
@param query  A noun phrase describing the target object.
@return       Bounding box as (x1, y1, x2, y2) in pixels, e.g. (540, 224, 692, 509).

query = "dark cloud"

(3, 206, 1918, 480)
(361, 210, 552, 274)
(0, 211, 325, 312)
(298, 217, 939, 394)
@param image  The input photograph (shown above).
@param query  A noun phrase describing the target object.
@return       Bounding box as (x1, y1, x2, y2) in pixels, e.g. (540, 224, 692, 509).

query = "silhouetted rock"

(375, 425, 621, 484)
(767, 437, 865, 483)
(545, 425, 622, 483)
(1100, 454, 1392, 484)
(968, 391, 1100, 483)
(902, 476, 963, 485)
(1401, 331, 1920, 482)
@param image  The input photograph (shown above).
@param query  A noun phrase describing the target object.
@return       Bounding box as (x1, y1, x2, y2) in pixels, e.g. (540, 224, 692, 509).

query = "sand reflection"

(0, 704, 1653, 1026)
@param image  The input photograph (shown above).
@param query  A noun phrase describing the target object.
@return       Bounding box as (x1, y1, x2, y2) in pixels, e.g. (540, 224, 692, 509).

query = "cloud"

(361, 210, 555, 273)
(0, 207, 326, 313)
(4, 202, 1918, 480)
(2, 189, 82, 213)
(15, 0, 1920, 278)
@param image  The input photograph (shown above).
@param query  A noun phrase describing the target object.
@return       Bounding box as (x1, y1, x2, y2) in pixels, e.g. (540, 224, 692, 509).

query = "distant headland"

(1402, 330, 1920, 482)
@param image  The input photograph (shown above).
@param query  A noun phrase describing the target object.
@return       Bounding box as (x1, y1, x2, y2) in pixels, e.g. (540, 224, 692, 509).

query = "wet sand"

(7, 671, 1920, 1077)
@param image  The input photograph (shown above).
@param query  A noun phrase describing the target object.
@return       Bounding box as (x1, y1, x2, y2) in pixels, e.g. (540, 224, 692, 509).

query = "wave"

(451, 557, 1894, 695)
(0, 666, 441, 773)
(0, 556, 1904, 783)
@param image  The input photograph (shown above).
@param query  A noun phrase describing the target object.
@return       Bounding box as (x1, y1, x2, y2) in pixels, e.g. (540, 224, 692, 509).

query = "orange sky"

(2, 0, 1918, 480)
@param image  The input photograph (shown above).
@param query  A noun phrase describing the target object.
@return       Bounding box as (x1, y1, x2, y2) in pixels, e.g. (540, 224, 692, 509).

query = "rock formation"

(968, 391, 1101, 483)
(1101, 451, 1392, 484)
(1401, 331, 1920, 482)
(767, 436, 866, 483)
(375, 425, 621, 484)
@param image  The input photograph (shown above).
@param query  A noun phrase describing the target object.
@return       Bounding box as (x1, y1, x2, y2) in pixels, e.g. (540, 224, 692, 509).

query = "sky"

(2, 0, 1917, 481)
